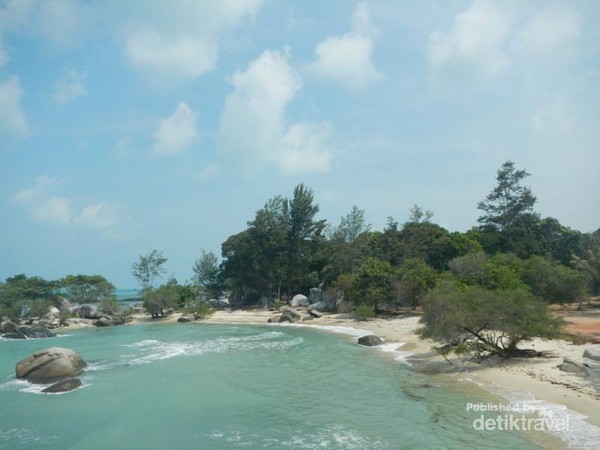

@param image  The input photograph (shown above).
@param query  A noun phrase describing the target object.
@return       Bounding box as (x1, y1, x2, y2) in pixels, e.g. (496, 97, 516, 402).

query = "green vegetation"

(1, 161, 596, 356)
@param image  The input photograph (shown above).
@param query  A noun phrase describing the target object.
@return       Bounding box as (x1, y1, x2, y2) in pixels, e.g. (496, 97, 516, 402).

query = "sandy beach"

(176, 307, 600, 430)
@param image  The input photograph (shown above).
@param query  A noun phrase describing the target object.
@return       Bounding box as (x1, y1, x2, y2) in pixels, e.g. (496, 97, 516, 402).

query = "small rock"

(558, 358, 590, 377)
(358, 335, 384, 346)
(41, 378, 82, 393)
(177, 315, 193, 323)
(308, 309, 323, 318)
(279, 306, 302, 323)
(583, 348, 600, 362)
(94, 317, 114, 327)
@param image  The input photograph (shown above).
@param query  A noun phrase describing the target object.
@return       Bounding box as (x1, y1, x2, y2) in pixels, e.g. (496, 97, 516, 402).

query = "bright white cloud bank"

(124, 0, 263, 82)
(151, 102, 198, 157)
(13, 176, 119, 228)
(309, 2, 381, 90)
(218, 48, 333, 175)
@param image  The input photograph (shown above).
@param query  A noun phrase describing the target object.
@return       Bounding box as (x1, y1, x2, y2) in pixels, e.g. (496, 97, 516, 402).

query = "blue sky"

(1, 0, 599, 288)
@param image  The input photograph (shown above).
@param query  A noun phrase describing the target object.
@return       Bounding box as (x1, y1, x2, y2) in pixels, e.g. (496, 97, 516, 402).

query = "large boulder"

(54, 296, 75, 314)
(94, 317, 114, 327)
(358, 335, 384, 347)
(308, 301, 328, 312)
(16, 347, 86, 384)
(74, 304, 102, 320)
(583, 348, 600, 362)
(41, 378, 82, 393)
(279, 306, 302, 323)
(1, 320, 18, 333)
(3, 326, 57, 339)
(291, 294, 310, 307)
(558, 358, 590, 377)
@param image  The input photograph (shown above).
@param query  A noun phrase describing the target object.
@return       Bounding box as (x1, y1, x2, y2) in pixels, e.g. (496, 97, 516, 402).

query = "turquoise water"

(1, 323, 548, 449)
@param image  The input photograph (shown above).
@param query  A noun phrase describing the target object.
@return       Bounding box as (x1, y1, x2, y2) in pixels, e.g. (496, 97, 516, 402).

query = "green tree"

(192, 250, 221, 299)
(60, 274, 115, 304)
(352, 257, 395, 312)
(143, 278, 178, 318)
(572, 229, 600, 295)
(132, 249, 167, 291)
(523, 256, 589, 304)
(0, 274, 58, 321)
(395, 258, 437, 307)
(419, 281, 563, 359)
(332, 205, 371, 244)
(477, 161, 540, 257)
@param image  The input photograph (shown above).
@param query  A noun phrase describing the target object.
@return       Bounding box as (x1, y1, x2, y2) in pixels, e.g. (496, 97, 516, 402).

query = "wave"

(122, 331, 303, 366)
(207, 425, 387, 449)
(475, 382, 600, 450)
(0, 377, 88, 395)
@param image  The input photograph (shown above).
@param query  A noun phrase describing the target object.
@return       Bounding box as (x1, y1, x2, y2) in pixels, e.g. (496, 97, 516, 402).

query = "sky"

(1, 0, 599, 288)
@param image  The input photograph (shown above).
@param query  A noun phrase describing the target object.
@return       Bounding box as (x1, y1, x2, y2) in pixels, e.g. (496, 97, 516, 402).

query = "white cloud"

(309, 2, 382, 90)
(429, 1, 583, 77)
(515, 3, 581, 53)
(50, 67, 86, 104)
(218, 48, 333, 174)
(429, 1, 516, 76)
(34, 0, 88, 48)
(151, 102, 198, 157)
(123, 0, 262, 82)
(74, 201, 119, 228)
(0, 75, 28, 137)
(13, 176, 120, 228)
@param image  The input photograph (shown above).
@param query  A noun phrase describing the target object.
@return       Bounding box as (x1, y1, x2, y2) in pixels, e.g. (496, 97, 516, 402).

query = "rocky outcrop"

(16, 347, 86, 384)
(558, 358, 590, 377)
(291, 294, 310, 307)
(1, 320, 18, 333)
(279, 306, 302, 323)
(74, 304, 102, 320)
(41, 378, 82, 393)
(177, 315, 194, 323)
(307, 301, 328, 312)
(358, 335, 384, 346)
(308, 309, 323, 318)
(54, 296, 75, 314)
(2, 326, 56, 340)
(583, 348, 600, 362)
(94, 317, 114, 327)
(309, 288, 323, 304)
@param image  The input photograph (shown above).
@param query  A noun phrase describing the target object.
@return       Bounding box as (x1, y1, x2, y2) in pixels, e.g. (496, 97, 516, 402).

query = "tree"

(352, 257, 395, 312)
(132, 250, 167, 291)
(572, 229, 600, 295)
(60, 274, 115, 304)
(523, 256, 589, 304)
(419, 280, 564, 359)
(143, 278, 178, 318)
(0, 274, 58, 322)
(406, 204, 434, 224)
(192, 250, 221, 299)
(332, 205, 371, 244)
(395, 258, 437, 308)
(477, 161, 540, 256)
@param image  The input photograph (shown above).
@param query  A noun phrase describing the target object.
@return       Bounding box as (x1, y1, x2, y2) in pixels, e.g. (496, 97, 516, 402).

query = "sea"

(0, 291, 598, 449)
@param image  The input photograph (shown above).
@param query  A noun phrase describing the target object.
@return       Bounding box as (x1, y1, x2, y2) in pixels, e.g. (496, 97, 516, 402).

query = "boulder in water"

(358, 335, 384, 347)
(16, 347, 86, 383)
(42, 378, 82, 393)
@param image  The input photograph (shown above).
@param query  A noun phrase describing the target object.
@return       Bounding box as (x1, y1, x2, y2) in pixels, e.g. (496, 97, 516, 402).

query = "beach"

(187, 308, 600, 430)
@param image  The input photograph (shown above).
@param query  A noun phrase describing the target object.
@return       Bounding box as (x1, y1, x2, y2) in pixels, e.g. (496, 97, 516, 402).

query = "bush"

(354, 303, 375, 320)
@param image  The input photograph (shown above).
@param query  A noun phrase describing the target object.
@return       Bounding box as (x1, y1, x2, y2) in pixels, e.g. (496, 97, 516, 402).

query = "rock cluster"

(15, 347, 86, 393)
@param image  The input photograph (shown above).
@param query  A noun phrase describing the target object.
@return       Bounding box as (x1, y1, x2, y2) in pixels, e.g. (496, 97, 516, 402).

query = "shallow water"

(0, 323, 561, 449)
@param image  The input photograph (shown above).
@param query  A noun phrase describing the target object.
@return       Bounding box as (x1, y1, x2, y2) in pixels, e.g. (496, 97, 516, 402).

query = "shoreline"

(193, 308, 600, 429)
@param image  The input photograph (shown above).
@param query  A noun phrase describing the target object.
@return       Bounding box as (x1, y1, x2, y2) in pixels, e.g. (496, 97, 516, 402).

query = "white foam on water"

(376, 342, 414, 366)
(474, 381, 600, 450)
(123, 331, 303, 366)
(283, 323, 372, 338)
(0, 428, 58, 447)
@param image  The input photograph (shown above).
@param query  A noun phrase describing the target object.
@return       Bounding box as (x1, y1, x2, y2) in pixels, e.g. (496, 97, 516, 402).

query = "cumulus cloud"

(151, 102, 198, 157)
(123, 0, 262, 82)
(13, 176, 120, 228)
(309, 2, 381, 90)
(218, 48, 333, 175)
(0, 75, 28, 137)
(429, 1, 583, 77)
(50, 67, 86, 104)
